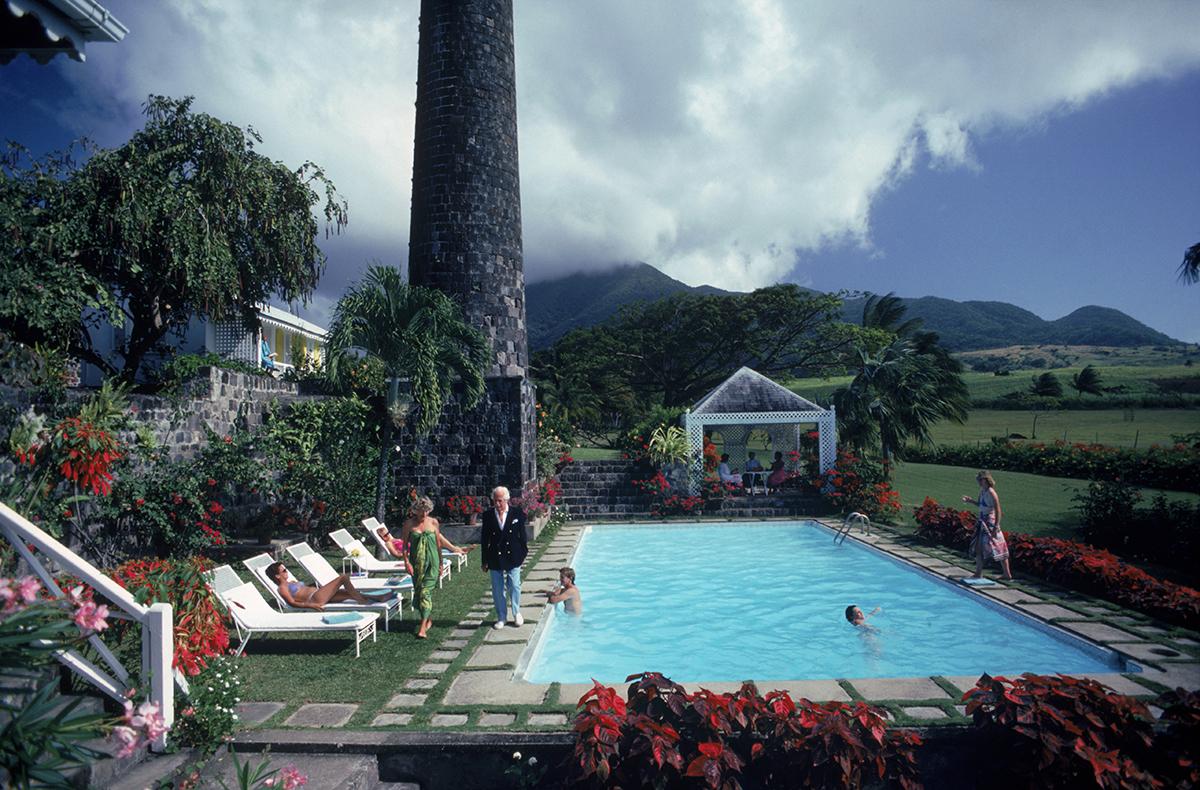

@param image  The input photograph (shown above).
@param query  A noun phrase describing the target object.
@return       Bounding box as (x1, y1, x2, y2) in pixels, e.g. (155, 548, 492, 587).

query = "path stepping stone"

(479, 712, 517, 727)
(461, 618, 483, 626)
(431, 650, 460, 660)
(371, 713, 412, 726)
(419, 663, 451, 674)
(283, 703, 357, 728)
(528, 712, 568, 726)
(901, 706, 947, 720)
(431, 713, 469, 727)
(847, 677, 949, 701)
(468, 642, 526, 667)
(1137, 662, 1200, 690)
(1133, 626, 1169, 636)
(1018, 603, 1087, 620)
(451, 629, 475, 638)
(405, 678, 439, 690)
(1110, 642, 1184, 662)
(443, 639, 468, 649)
(484, 627, 528, 643)
(1171, 638, 1200, 647)
(234, 702, 284, 726)
(1062, 622, 1142, 643)
(1073, 673, 1156, 696)
(385, 693, 427, 708)
(443, 670, 549, 705)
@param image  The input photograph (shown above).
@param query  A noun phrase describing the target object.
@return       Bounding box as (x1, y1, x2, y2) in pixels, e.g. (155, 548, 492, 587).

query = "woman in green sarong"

(401, 496, 472, 639)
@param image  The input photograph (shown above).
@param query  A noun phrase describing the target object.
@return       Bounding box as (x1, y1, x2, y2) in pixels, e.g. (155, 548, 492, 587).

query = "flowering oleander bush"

(444, 494, 484, 521)
(912, 497, 975, 549)
(174, 654, 241, 754)
(571, 672, 923, 789)
(113, 557, 230, 675)
(912, 498, 1200, 630)
(964, 673, 1200, 789)
(811, 450, 901, 522)
(905, 439, 1200, 493)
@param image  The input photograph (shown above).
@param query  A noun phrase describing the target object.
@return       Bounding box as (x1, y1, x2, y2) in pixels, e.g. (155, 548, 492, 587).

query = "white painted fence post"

(143, 603, 174, 751)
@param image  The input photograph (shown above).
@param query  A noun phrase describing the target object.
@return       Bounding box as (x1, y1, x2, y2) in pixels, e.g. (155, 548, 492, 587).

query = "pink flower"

(271, 766, 307, 790)
(110, 725, 139, 758)
(17, 576, 40, 603)
(0, 586, 17, 614)
(74, 600, 110, 633)
(123, 699, 169, 742)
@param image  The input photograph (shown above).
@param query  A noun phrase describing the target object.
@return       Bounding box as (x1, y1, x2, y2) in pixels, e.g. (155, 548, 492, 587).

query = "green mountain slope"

(526, 264, 1180, 351)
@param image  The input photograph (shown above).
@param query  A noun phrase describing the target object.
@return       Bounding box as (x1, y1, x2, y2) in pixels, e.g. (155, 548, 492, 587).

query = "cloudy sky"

(3, 0, 1199, 341)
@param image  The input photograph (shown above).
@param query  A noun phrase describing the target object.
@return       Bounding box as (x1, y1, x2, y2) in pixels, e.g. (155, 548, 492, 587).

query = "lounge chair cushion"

(322, 612, 365, 625)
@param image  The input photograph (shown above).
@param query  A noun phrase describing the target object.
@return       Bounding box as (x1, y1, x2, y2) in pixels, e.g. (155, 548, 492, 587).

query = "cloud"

(25, 0, 1200, 319)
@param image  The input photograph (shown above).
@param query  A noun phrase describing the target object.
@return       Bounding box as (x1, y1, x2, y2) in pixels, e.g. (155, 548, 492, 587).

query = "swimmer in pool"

(544, 567, 582, 615)
(845, 604, 880, 630)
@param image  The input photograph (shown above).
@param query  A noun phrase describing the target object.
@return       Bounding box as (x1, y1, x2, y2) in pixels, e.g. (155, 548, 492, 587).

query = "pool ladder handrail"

(834, 512, 871, 545)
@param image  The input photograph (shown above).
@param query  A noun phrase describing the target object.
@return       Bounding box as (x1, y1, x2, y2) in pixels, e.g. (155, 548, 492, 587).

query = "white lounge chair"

(285, 541, 414, 603)
(242, 553, 402, 631)
(205, 565, 377, 658)
(362, 516, 466, 572)
(328, 529, 451, 588)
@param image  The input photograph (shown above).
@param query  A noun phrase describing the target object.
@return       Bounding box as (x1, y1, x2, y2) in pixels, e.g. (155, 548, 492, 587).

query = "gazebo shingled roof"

(683, 366, 837, 493)
(691, 367, 823, 414)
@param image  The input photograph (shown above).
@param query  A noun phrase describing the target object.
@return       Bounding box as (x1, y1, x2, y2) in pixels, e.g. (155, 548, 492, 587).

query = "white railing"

(0, 502, 175, 750)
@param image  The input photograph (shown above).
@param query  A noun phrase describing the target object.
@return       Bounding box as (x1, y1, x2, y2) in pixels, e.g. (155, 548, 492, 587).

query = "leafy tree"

(532, 285, 861, 441)
(833, 317, 968, 464)
(1179, 241, 1199, 285)
(325, 265, 488, 520)
(2, 96, 347, 385)
(1030, 371, 1064, 397)
(1069, 365, 1104, 397)
(0, 144, 114, 354)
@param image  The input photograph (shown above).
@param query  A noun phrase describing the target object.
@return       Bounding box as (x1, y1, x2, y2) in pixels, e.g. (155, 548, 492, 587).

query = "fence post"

(143, 603, 175, 751)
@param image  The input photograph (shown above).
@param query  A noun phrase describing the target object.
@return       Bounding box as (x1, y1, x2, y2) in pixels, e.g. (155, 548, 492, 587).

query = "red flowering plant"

(112, 557, 229, 676)
(571, 672, 923, 789)
(515, 478, 562, 520)
(444, 494, 484, 522)
(913, 498, 1200, 630)
(811, 450, 901, 522)
(963, 673, 1200, 789)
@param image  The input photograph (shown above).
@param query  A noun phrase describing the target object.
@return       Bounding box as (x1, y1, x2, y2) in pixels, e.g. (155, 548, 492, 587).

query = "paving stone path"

(235, 521, 1200, 733)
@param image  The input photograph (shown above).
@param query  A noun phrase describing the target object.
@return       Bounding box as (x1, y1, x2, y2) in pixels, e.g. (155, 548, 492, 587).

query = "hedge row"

(904, 439, 1200, 493)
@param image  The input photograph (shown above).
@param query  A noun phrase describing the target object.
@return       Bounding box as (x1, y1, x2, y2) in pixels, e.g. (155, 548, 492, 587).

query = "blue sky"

(2, 1, 1198, 342)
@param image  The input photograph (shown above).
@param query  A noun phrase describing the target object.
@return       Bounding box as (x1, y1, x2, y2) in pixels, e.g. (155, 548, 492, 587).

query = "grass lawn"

(890, 461, 1200, 539)
(236, 549, 490, 710)
(571, 446, 621, 461)
(926, 408, 1200, 448)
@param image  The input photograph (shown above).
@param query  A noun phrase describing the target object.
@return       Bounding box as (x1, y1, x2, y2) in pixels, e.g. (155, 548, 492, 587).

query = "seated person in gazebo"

(260, 339, 277, 371)
(717, 454, 742, 486)
(766, 451, 788, 490)
(742, 451, 764, 488)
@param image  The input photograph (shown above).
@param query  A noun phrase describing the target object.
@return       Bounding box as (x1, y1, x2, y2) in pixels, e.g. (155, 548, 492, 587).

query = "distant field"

(925, 408, 1200, 448)
(786, 363, 1200, 403)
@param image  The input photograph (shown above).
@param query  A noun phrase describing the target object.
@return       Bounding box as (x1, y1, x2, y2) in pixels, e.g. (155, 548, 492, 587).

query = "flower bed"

(571, 673, 922, 789)
(811, 450, 901, 522)
(912, 498, 1200, 630)
(905, 439, 1200, 493)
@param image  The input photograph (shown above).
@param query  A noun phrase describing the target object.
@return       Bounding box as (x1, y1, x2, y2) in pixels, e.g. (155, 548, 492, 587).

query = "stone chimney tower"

(408, 0, 528, 378)
(400, 0, 536, 496)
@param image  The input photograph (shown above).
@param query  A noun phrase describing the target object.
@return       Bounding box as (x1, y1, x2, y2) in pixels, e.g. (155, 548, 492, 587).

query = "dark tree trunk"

(375, 418, 393, 523)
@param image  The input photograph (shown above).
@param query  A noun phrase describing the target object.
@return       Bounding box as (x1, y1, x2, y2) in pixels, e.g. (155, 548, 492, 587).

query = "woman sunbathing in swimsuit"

(268, 561, 375, 611)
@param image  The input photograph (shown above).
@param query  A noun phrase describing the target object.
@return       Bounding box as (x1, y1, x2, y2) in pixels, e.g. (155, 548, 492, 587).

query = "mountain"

(526, 263, 731, 349)
(526, 264, 1181, 351)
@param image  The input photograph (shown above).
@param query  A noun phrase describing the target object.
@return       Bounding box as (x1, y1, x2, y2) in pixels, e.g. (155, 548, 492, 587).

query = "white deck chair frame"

(362, 516, 467, 572)
(286, 541, 414, 604)
(242, 553, 402, 631)
(329, 529, 451, 588)
(206, 566, 377, 658)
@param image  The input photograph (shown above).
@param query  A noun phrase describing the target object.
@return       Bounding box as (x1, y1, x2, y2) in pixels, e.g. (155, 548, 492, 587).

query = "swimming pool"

(520, 521, 1132, 683)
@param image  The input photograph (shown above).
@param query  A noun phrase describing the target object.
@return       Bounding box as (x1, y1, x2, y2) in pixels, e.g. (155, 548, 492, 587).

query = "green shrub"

(1074, 480, 1200, 573)
(155, 352, 266, 394)
(174, 655, 241, 754)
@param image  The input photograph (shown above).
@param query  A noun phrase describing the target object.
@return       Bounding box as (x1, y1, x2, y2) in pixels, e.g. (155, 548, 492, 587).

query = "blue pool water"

(521, 522, 1128, 683)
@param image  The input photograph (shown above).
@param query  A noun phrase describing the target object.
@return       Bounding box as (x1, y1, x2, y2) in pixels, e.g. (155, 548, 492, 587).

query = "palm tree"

(1180, 242, 1200, 285)
(834, 295, 968, 466)
(325, 265, 488, 520)
(1069, 365, 1104, 397)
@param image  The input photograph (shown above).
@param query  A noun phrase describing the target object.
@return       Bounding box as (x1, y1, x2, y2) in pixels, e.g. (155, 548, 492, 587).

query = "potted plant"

(647, 425, 690, 489)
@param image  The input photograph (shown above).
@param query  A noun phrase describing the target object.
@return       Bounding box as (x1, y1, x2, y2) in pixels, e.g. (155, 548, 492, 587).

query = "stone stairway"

(556, 459, 649, 520)
(556, 460, 826, 521)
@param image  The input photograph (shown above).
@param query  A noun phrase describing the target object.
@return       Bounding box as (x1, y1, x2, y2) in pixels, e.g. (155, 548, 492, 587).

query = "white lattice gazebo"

(684, 367, 837, 494)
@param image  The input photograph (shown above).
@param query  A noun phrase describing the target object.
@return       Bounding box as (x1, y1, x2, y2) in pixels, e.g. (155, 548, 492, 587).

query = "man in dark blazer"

(480, 485, 528, 629)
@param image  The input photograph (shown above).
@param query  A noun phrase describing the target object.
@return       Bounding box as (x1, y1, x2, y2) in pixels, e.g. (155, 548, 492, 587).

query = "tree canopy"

(1030, 371, 1064, 398)
(532, 285, 863, 440)
(1070, 365, 1104, 397)
(0, 96, 348, 384)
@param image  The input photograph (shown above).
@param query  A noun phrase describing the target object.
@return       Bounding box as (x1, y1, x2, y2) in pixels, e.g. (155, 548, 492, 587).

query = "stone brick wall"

(390, 376, 536, 503)
(407, 0, 528, 379)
